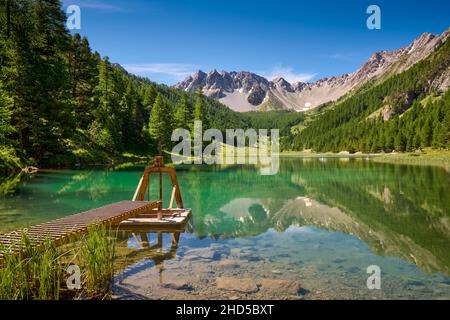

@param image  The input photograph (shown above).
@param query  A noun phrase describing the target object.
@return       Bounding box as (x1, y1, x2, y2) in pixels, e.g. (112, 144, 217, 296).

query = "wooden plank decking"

(117, 208, 192, 232)
(0, 201, 160, 258)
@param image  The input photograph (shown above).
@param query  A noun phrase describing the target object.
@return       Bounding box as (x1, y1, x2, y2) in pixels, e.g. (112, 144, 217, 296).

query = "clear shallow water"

(1, 158, 449, 299)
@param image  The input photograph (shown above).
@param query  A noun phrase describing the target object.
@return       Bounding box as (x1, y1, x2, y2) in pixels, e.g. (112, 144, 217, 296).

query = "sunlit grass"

(0, 226, 117, 300)
(372, 149, 450, 168)
(0, 233, 63, 300)
(80, 226, 116, 298)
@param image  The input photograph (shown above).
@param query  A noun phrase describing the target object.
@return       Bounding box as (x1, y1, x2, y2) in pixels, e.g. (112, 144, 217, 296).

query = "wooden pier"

(0, 201, 160, 257)
(0, 156, 192, 259)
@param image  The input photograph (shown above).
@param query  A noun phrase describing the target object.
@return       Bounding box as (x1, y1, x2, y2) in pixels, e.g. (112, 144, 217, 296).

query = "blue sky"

(62, 0, 450, 84)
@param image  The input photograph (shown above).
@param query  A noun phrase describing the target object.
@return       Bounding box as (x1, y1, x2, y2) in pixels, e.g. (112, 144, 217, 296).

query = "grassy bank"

(279, 149, 450, 168)
(279, 151, 377, 158)
(371, 149, 450, 168)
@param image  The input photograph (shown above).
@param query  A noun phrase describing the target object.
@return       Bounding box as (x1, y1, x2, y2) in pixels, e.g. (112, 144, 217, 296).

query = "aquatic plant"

(79, 225, 116, 298)
(0, 226, 117, 300)
(0, 233, 64, 300)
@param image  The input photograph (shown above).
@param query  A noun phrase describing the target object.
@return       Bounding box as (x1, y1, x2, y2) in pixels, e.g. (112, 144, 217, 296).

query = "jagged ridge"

(175, 28, 450, 112)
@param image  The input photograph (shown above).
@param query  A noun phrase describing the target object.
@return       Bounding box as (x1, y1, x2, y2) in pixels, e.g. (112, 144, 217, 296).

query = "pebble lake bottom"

(1, 157, 449, 299)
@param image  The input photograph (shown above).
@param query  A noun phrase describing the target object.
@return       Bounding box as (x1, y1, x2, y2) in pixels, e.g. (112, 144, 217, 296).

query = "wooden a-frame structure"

(132, 156, 184, 212)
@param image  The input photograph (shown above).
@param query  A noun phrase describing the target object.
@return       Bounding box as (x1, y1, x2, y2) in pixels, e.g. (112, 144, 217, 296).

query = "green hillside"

(0, 0, 249, 171)
(291, 37, 450, 153)
(1, 1, 448, 172)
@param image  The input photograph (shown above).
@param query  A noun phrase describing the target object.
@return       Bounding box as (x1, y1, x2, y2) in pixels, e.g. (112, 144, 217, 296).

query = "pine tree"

(394, 131, 406, 152)
(420, 118, 433, 148)
(1, 0, 36, 155)
(443, 110, 450, 148)
(121, 81, 145, 147)
(413, 131, 422, 150)
(0, 80, 19, 168)
(120, 86, 133, 145)
(143, 84, 157, 109)
(0, 83, 14, 145)
(431, 125, 445, 149)
(94, 57, 123, 150)
(194, 93, 203, 121)
(68, 34, 99, 128)
(192, 89, 208, 130)
(174, 93, 190, 129)
(29, 0, 74, 158)
(149, 93, 172, 148)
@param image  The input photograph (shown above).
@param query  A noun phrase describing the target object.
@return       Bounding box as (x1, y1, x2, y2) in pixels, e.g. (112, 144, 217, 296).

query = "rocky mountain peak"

(272, 77, 294, 92)
(177, 70, 208, 92)
(193, 70, 207, 79)
(175, 28, 450, 112)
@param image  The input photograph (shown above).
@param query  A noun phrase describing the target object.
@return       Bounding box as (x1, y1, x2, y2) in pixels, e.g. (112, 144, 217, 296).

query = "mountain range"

(175, 28, 450, 112)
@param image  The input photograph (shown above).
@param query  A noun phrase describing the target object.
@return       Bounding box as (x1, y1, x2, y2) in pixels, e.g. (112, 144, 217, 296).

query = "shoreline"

(1, 154, 153, 176)
(4, 150, 450, 175)
(279, 149, 450, 168)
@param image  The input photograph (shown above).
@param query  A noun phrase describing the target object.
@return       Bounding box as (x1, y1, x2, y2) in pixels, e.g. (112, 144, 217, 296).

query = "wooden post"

(140, 233, 149, 248)
(131, 233, 142, 249)
(171, 232, 180, 245)
(132, 176, 144, 201)
(169, 186, 176, 209)
(157, 232, 163, 249)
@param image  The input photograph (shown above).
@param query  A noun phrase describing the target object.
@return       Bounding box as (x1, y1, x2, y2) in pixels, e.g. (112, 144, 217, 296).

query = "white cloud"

(261, 66, 317, 83)
(123, 63, 197, 81)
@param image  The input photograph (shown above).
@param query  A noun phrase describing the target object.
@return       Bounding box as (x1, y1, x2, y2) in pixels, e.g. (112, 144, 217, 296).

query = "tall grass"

(80, 225, 116, 297)
(0, 233, 63, 300)
(0, 226, 117, 300)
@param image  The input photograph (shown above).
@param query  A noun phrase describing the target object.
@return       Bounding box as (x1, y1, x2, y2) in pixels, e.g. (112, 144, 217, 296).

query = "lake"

(1, 158, 449, 299)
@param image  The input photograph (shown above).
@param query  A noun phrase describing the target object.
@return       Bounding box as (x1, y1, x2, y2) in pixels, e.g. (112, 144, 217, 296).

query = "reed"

(0, 233, 63, 300)
(78, 225, 116, 298)
(0, 226, 117, 300)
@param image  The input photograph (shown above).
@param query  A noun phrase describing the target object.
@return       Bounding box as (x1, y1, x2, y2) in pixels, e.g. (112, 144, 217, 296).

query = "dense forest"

(0, 0, 254, 171)
(0, 0, 309, 172)
(1, 1, 449, 173)
(291, 36, 450, 153)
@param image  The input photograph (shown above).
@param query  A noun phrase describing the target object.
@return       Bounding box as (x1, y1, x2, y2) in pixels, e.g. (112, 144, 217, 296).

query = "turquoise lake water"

(1, 158, 449, 299)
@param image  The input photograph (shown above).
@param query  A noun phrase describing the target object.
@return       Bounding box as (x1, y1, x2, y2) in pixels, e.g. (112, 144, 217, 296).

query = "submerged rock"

(216, 277, 259, 293)
(405, 279, 426, 287)
(160, 281, 193, 291)
(184, 248, 219, 260)
(235, 251, 262, 262)
(258, 279, 301, 296)
(271, 270, 283, 275)
(218, 260, 240, 270)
